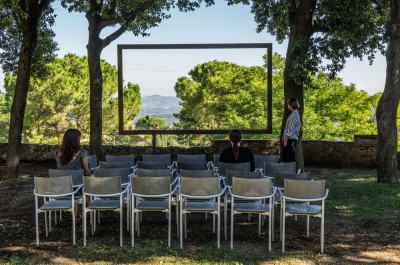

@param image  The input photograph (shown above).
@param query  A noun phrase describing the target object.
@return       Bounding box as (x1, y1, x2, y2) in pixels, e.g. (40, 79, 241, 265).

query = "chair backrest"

(48, 169, 84, 186)
(225, 170, 262, 186)
(35, 175, 73, 195)
(180, 169, 215, 178)
(99, 161, 131, 171)
(105, 154, 135, 165)
(232, 177, 272, 197)
(284, 179, 325, 199)
(218, 162, 250, 178)
(135, 168, 171, 178)
(93, 167, 130, 184)
(136, 161, 168, 170)
(213, 154, 220, 168)
(132, 176, 170, 195)
(142, 154, 171, 165)
(254, 154, 279, 169)
(83, 176, 121, 194)
(273, 172, 311, 189)
(87, 155, 98, 169)
(263, 162, 296, 178)
(177, 154, 206, 163)
(177, 162, 208, 173)
(180, 177, 220, 196)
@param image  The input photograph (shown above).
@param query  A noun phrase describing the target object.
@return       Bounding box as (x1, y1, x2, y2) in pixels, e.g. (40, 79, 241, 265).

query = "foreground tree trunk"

(5, 1, 50, 179)
(280, 0, 315, 171)
(376, 0, 400, 183)
(86, 9, 104, 160)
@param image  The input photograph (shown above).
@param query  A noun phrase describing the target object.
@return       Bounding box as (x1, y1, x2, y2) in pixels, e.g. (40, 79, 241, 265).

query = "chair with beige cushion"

(131, 176, 178, 247)
(280, 179, 329, 253)
(230, 177, 276, 251)
(179, 177, 226, 249)
(82, 176, 129, 246)
(34, 175, 80, 245)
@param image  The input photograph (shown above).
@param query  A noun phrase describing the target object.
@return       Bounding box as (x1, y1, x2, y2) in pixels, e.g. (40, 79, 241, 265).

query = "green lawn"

(0, 169, 399, 265)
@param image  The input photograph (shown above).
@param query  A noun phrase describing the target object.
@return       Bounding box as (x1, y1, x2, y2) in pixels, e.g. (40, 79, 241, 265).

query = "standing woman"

(219, 129, 255, 172)
(281, 98, 301, 163)
(56, 128, 91, 176)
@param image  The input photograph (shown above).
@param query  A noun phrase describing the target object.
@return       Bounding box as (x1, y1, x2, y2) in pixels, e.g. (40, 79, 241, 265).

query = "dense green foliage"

(174, 53, 380, 144)
(2, 54, 141, 145)
(175, 60, 267, 130)
(0, 2, 58, 78)
(0, 53, 386, 146)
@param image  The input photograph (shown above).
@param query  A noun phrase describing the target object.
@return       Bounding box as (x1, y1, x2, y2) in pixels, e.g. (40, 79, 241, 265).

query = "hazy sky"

(0, 2, 386, 96)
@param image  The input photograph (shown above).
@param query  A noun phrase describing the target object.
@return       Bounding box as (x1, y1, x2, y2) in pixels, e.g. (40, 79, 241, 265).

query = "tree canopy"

(174, 53, 380, 144)
(3, 53, 141, 145)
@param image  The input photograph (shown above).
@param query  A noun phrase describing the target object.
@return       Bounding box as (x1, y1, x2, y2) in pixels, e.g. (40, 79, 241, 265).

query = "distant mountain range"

(135, 95, 182, 126)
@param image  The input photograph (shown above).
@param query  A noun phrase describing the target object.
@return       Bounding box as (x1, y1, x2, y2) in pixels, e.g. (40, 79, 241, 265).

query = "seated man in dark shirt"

(219, 129, 255, 172)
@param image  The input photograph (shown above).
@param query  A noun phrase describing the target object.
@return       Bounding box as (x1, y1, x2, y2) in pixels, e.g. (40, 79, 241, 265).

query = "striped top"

(284, 110, 301, 140)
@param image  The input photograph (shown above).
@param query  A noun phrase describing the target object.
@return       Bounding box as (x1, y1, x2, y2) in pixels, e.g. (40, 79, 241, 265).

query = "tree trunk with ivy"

(376, 0, 400, 184)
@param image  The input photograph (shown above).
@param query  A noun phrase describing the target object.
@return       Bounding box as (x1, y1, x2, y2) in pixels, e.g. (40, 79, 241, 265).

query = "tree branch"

(101, 0, 157, 47)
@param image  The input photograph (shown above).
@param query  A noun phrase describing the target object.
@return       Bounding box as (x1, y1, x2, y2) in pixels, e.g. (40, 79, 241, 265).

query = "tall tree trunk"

(376, 0, 400, 183)
(280, 0, 315, 171)
(5, 4, 40, 179)
(86, 12, 104, 160)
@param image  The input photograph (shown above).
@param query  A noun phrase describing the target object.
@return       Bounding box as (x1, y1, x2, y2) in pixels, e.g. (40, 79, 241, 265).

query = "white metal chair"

(34, 175, 80, 245)
(131, 176, 178, 247)
(224, 170, 262, 240)
(82, 176, 129, 246)
(280, 179, 329, 253)
(230, 177, 276, 251)
(179, 177, 226, 249)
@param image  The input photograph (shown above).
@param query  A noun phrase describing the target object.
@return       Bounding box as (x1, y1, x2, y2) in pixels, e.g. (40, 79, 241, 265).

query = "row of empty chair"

(34, 154, 328, 252)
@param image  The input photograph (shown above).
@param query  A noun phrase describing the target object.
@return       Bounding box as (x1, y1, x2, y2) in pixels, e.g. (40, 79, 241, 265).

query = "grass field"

(0, 167, 399, 264)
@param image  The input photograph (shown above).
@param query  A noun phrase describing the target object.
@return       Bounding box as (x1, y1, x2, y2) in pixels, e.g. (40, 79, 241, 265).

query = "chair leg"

(321, 209, 325, 253)
(268, 205, 272, 251)
(176, 200, 179, 238)
(217, 198, 221, 249)
(307, 215, 310, 237)
(282, 201, 286, 252)
(120, 203, 123, 247)
(180, 196, 183, 249)
(258, 214, 262, 236)
(83, 207, 87, 246)
(230, 199, 234, 250)
(131, 198, 135, 247)
(72, 208, 76, 246)
(224, 194, 228, 240)
(168, 200, 171, 248)
(35, 198, 40, 246)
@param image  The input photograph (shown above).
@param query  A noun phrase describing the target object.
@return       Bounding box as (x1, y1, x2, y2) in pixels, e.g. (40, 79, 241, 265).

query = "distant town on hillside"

(134, 95, 182, 126)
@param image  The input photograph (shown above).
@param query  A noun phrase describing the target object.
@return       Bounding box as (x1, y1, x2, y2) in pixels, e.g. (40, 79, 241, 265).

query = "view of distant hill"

(135, 95, 182, 126)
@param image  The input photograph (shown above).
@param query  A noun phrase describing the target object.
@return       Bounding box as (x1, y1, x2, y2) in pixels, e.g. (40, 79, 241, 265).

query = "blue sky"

(0, 1, 386, 96)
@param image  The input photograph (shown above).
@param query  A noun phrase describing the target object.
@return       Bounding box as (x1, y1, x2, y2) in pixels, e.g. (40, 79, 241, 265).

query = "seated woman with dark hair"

(219, 129, 255, 172)
(55, 128, 91, 176)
